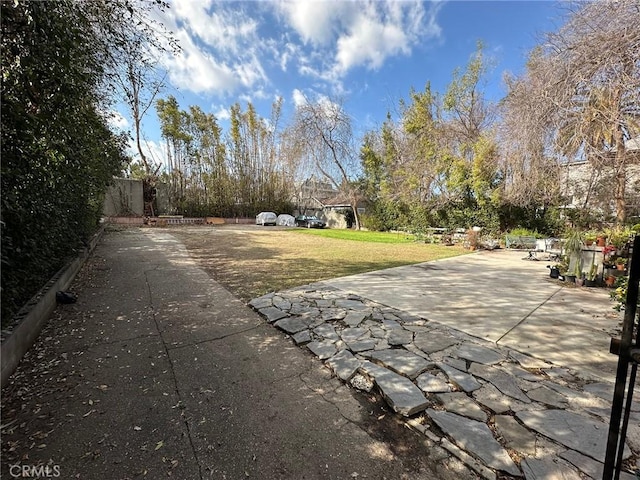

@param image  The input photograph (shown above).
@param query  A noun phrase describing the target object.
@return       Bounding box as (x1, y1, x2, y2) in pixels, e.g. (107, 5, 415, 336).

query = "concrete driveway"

(319, 249, 623, 382)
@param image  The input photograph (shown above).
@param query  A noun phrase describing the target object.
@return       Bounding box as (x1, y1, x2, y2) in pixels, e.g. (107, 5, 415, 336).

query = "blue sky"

(117, 0, 567, 166)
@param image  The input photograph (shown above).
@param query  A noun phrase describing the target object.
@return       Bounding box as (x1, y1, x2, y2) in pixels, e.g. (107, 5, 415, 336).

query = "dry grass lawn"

(170, 226, 468, 301)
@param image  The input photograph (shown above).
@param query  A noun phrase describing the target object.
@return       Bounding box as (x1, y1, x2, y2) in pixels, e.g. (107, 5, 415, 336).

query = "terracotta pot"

(605, 275, 616, 287)
(596, 237, 606, 247)
(617, 264, 626, 271)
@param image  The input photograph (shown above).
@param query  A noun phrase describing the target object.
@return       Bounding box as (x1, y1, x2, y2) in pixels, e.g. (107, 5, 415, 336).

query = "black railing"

(603, 235, 639, 479)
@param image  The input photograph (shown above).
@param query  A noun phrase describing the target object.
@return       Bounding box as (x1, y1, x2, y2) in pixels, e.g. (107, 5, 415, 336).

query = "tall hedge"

(1, 1, 128, 322)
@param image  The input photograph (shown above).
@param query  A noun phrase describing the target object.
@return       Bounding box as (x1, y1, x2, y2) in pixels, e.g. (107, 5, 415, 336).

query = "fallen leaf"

(97, 385, 108, 392)
(133, 426, 142, 431)
(155, 440, 164, 450)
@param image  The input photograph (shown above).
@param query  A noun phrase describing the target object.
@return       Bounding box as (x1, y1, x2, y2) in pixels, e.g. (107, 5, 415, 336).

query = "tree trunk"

(615, 160, 626, 225)
(351, 197, 361, 230)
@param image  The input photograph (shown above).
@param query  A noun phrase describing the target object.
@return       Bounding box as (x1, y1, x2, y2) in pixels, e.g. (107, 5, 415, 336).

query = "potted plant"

(602, 245, 617, 267)
(584, 231, 597, 247)
(606, 227, 632, 251)
(585, 263, 598, 287)
(554, 255, 569, 281)
(616, 257, 628, 271)
(564, 229, 585, 256)
(574, 258, 585, 286)
(596, 232, 607, 247)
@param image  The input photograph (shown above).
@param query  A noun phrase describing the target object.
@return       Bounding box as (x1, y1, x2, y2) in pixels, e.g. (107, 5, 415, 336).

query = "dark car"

(295, 215, 326, 228)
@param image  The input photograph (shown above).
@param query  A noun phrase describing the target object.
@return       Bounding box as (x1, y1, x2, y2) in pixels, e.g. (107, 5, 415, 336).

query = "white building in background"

(559, 137, 640, 220)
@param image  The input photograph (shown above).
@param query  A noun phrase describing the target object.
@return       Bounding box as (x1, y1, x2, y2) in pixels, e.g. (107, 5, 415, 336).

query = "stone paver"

(517, 409, 612, 462)
(365, 349, 431, 379)
(274, 316, 308, 334)
(361, 361, 429, 416)
(250, 277, 640, 480)
(472, 383, 512, 414)
(427, 409, 520, 475)
(436, 392, 487, 422)
(437, 362, 482, 392)
(456, 343, 504, 365)
(494, 415, 537, 455)
(521, 457, 582, 480)
(326, 349, 361, 381)
(416, 372, 451, 393)
(306, 340, 337, 360)
(469, 363, 531, 403)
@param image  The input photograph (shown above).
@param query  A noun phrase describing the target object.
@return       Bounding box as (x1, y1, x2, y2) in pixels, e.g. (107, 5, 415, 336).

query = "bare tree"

(291, 97, 362, 229)
(499, 53, 563, 208)
(536, 0, 640, 223)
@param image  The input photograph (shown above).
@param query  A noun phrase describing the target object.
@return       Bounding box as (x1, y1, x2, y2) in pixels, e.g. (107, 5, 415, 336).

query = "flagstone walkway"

(251, 277, 640, 480)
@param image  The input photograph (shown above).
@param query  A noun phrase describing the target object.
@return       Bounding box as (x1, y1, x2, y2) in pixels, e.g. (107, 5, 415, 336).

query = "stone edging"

(1, 227, 104, 388)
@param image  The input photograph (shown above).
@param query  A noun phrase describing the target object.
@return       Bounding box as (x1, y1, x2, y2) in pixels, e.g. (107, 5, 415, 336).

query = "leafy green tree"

(1, 0, 137, 321)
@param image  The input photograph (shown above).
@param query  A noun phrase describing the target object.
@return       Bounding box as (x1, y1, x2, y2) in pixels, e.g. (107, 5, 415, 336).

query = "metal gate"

(603, 234, 640, 479)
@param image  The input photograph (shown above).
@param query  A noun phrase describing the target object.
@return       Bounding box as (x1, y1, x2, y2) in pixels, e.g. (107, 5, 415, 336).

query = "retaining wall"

(1, 228, 103, 388)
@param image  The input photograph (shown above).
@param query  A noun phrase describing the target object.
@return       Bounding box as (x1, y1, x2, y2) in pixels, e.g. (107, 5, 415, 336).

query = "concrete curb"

(1, 227, 104, 388)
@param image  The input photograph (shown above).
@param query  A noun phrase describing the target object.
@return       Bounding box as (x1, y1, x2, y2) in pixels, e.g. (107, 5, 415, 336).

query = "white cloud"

(159, 1, 267, 95)
(153, 1, 442, 108)
(213, 106, 230, 120)
(107, 110, 130, 130)
(277, 1, 351, 46)
(277, 1, 442, 81)
(292, 88, 307, 107)
(165, 30, 238, 94)
(173, 0, 258, 56)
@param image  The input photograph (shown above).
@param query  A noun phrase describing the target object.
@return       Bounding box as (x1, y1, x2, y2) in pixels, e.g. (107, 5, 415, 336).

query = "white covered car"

(256, 211, 277, 226)
(276, 214, 295, 227)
